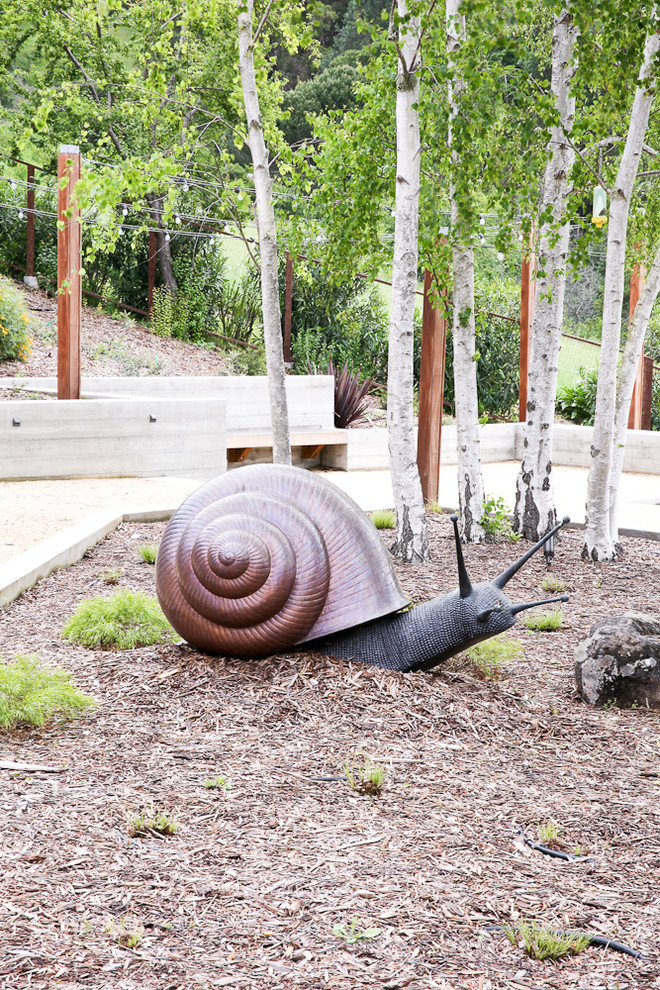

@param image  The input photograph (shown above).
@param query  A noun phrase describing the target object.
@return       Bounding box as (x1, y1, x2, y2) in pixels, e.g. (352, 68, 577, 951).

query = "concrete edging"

(0, 504, 177, 609)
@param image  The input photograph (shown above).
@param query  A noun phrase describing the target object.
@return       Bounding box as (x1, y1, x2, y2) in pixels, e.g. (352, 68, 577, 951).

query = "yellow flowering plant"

(0, 276, 33, 362)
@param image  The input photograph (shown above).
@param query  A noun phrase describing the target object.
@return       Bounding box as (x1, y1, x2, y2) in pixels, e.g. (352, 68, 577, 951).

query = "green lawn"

(557, 334, 600, 390)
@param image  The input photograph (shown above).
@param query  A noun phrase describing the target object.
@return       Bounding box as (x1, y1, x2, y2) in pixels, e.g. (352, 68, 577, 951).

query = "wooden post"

(57, 144, 82, 400)
(519, 227, 536, 422)
(283, 251, 293, 364)
(627, 261, 645, 429)
(417, 269, 447, 503)
(641, 354, 654, 431)
(26, 164, 35, 278)
(148, 230, 157, 318)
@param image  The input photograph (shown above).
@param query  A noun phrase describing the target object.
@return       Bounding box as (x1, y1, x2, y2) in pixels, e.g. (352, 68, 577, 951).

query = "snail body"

(156, 464, 569, 672)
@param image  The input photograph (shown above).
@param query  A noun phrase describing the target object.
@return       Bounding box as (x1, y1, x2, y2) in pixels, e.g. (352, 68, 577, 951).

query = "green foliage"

(0, 654, 95, 729)
(371, 509, 395, 530)
(480, 495, 520, 543)
(227, 343, 268, 376)
(62, 590, 177, 650)
(284, 261, 389, 384)
(540, 574, 566, 594)
(101, 569, 122, 585)
(0, 275, 32, 362)
(333, 917, 381, 944)
(537, 820, 561, 845)
(127, 808, 178, 837)
(524, 609, 564, 633)
(205, 776, 232, 790)
(443, 309, 520, 422)
(462, 638, 524, 679)
(281, 61, 361, 145)
(504, 921, 590, 961)
(343, 754, 388, 796)
(151, 245, 229, 343)
(138, 544, 158, 565)
(556, 366, 599, 425)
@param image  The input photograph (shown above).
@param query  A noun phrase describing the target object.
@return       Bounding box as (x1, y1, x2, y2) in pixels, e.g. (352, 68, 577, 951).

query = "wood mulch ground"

(1, 511, 659, 990)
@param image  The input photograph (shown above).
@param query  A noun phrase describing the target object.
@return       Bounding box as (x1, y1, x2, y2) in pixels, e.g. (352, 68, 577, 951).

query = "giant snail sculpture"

(155, 464, 569, 673)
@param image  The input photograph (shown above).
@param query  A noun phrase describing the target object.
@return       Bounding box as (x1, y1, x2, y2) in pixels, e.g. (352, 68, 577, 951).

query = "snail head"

(449, 514, 570, 632)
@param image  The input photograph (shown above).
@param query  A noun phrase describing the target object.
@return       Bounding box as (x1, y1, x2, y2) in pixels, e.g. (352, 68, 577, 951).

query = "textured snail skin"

(311, 584, 517, 672)
(157, 464, 569, 671)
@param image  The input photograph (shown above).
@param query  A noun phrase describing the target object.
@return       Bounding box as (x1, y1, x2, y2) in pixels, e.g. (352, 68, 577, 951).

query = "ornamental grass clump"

(63, 590, 178, 650)
(0, 654, 95, 729)
(371, 509, 395, 530)
(524, 609, 564, 632)
(504, 920, 590, 961)
(462, 637, 524, 679)
(0, 276, 32, 362)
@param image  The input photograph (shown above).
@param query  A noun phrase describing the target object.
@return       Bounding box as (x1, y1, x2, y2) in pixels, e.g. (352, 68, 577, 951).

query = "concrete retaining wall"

(5, 374, 335, 431)
(2, 397, 227, 481)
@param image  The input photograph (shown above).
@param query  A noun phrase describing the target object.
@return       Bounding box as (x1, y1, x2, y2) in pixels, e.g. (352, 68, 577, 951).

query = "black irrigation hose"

(308, 775, 347, 782)
(483, 925, 645, 959)
(516, 826, 595, 863)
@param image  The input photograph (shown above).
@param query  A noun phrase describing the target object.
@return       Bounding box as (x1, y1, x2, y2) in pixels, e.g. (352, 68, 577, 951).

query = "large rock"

(574, 613, 660, 708)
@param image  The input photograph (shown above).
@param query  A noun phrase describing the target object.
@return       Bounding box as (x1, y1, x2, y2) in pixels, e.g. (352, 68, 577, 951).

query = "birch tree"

(387, 0, 429, 562)
(238, 0, 291, 465)
(446, 0, 485, 542)
(513, 5, 578, 541)
(584, 13, 660, 560)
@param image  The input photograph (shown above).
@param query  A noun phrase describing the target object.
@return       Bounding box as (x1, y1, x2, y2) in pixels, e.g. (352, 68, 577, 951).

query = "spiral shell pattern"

(155, 464, 409, 658)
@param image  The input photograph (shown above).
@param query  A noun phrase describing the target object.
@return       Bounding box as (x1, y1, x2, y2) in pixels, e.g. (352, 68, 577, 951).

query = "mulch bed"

(1, 512, 659, 990)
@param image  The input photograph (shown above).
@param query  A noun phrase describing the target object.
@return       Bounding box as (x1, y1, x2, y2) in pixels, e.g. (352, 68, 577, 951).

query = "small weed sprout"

(461, 638, 523, 679)
(205, 776, 232, 790)
(333, 917, 381, 944)
(427, 500, 443, 514)
(540, 573, 566, 594)
(481, 495, 521, 543)
(63, 590, 178, 650)
(138, 543, 158, 565)
(101, 569, 122, 585)
(104, 918, 144, 948)
(537, 820, 562, 846)
(504, 920, 590, 961)
(524, 609, 563, 632)
(0, 654, 95, 729)
(343, 754, 388, 796)
(371, 509, 396, 530)
(127, 808, 178, 838)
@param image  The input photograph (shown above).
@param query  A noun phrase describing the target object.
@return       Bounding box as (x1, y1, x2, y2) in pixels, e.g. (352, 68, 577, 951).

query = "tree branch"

(251, 0, 275, 50)
(62, 45, 125, 158)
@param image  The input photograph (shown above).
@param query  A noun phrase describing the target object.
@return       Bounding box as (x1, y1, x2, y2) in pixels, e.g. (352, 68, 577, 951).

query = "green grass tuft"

(138, 543, 158, 564)
(505, 920, 591, 961)
(63, 590, 178, 650)
(537, 819, 562, 845)
(333, 917, 381, 944)
(0, 654, 96, 729)
(127, 808, 178, 837)
(540, 573, 566, 593)
(462, 638, 524, 679)
(371, 509, 396, 530)
(343, 754, 388, 796)
(524, 609, 564, 632)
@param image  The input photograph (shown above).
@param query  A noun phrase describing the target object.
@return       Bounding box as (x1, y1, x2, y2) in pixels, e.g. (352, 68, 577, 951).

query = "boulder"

(574, 612, 660, 708)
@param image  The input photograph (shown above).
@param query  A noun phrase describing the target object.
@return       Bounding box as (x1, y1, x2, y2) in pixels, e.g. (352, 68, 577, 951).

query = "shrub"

(480, 495, 520, 543)
(0, 654, 95, 729)
(63, 590, 177, 650)
(556, 365, 598, 424)
(0, 276, 32, 362)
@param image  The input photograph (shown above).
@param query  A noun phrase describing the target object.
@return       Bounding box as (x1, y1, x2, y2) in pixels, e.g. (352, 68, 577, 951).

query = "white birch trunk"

(387, 0, 429, 562)
(238, 1, 291, 465)
(447, 0, 484, 542)
(609, 243, 660, 536)
(584, 24, 660, 560)
(513, 7, 577, 541)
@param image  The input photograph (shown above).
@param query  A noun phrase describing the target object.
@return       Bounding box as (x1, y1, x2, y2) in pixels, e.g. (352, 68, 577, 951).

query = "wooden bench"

(227, 427, 348, 464)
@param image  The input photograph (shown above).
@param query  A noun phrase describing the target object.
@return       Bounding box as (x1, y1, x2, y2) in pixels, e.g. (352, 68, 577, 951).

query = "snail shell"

(155, 464, 409, 658)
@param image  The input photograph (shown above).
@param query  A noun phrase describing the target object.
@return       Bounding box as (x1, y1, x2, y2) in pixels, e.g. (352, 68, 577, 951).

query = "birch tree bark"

(513, 6, 578, 541)
(446, 0, 484, 542)
(387, 0, 429, 562)
(238, 0, 291, 465)
(609, 243, 660, 537)
(584, 20, 660, 560)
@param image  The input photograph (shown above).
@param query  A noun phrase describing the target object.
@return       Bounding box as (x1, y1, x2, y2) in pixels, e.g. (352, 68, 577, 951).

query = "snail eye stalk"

(492, 516, 570, 590)
(510, 594, 569, 616)
(450, 514, 473, 599)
